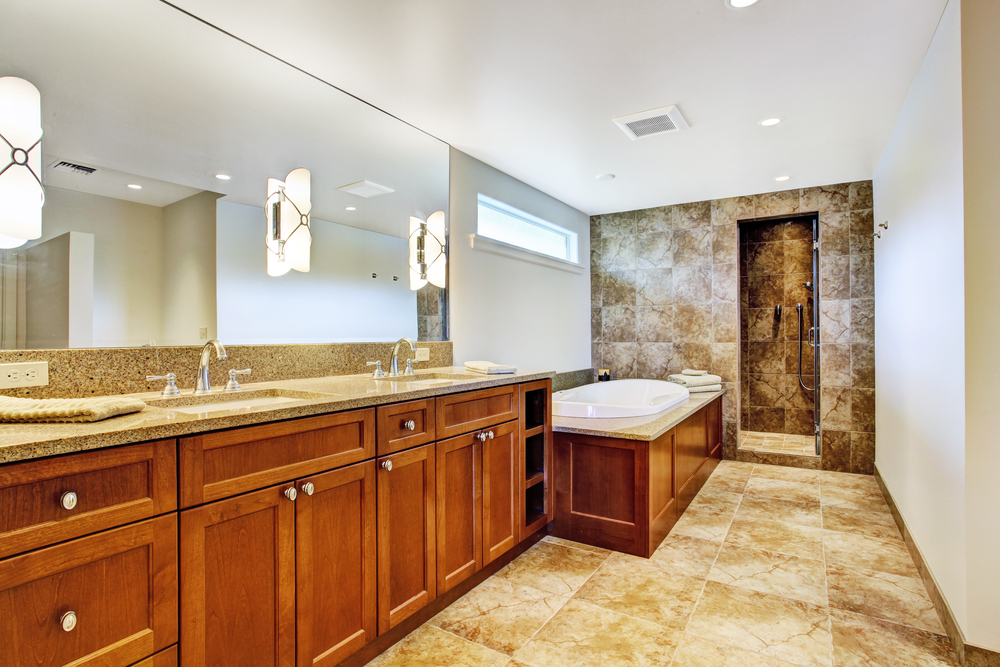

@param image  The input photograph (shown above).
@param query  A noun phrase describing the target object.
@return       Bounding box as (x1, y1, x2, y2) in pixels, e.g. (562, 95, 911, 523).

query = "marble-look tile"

(747, 242, 785, 275)
(636, 232, 674, 269)
(851, 343, 874, 389)
(713, 262, 738, 304)
(590, 215, 603, 241)
(818, 470, 880, 493)
(745, 476, 821, 504)
(689, 485, 744, 512)
(745, 220, 784, 244)
(801, 183, 850, 215)
(512, 599, 681, 667)
(819, 300, 851, 344)
(851, 388, 875, 433)
(822, 505, 900, 542)
(849, 182, 873, 211)
(636, 306, 673, 342)
(820, 344, 851, 388)
(748, 407, 785, 434)
(819, 211, 850, 256)
(495, 541, 608, 597)
(601, 235, 636, 272)
(820, 387, 852, 431)
(637, 342, 675, 380)
(849, 209, 875, 255)
(430, 577, 569, 655)
(650, 535, 723, 578)
(675, 200, 713, 231)
(830, 608, 958, 667)
(711, 342, 738, 382)
(749, 374, 783, 408)
(591, 272, 603, 308)
(636, 268, 674, 306)
(673, 304, 713, 343)
(819, 484, 887, 512)
(541, 535, 611, 556)
(850, 254, 874, 299)
(747, 308, 780, 342)
(602, 271, 637, 306)
(602, 210, 636, 237)
(850, 433, 876, 475)
(671, 634, 803, 667)
(603, 343, 637, 379)
(575, 552, 705, 628)
(675, 228, 713, 266)
(735, 494, 822, 528)
(820, 430, 852, 473)
(820, 255, 850, 300)
(714, 224, 738, 264)
(726, 517, 824, 560)
(785, 220, 813, 241)
(687, 581, 833, 667)
(672, 343, 713, 376)
(674, 266, 713, 304)
(709, 543, 828, 606)
(748, 342, 785, 374)
(671, 504, 738, 542)
(591, 308, 602, 342)
(591, 342, 602, 369)
(826, 564, 944, 634)
(712, 196, 755, 226)
(751, 465, 822, 485)
(784, 239, 813, 275)
(703, 468, 753, 495)
(713, 303, 739, 344)
(785, 410, 816, 438)
(602, 306, 635, 342)
(850, 299, 874, 344)
(782, 375, 814, 410)
(365, 624, 509, 667)
(721, 383, 737, 421)
(823, 531, 919, 578)
(754, 190, 802, 218)
(748, 274, 785, 309)
(636, 206, 672, 234)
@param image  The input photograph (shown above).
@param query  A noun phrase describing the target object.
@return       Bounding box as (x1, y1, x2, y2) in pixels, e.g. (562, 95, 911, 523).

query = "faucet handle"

(146, 373, 181, 398)
(367, 360, 385, 378)
(225, 368, 251, 393)
(404, 359, 420, 376)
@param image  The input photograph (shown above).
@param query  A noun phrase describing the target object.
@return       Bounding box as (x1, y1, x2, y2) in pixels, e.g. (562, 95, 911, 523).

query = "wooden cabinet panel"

(129, 645, 177, 667)
(179, 410, 375, 507)
(435, 434, 482, 594)
(648, 429, 677, 555)
(377, 399, 436, 456)
(519, 380, 552, 540)
(675, 408, 708, 515)
(377, 444, 436, 634)
(436, 386, 519, 440)
(706, 397, 723, 460)
(296, 462, 376, 667)
(0, 440, 176, 558)
(0, 515, 177, 667)
(483, 421, 519, 565)
(180, 485, 296, 667)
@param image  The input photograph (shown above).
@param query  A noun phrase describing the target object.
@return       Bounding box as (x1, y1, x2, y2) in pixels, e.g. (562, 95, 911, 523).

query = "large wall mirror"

(0, 0, 449, 349)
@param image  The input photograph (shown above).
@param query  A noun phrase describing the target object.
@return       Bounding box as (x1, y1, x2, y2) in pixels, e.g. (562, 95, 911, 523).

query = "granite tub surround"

(551, 368, 595, 392)
(0, 366, 553, 464)
(0, 340, 454, 399)
(551, 388, 723, 441)
(362, 461, 958, 667)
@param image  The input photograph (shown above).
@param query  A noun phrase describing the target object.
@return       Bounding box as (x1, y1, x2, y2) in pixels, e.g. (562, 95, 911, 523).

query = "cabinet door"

(435, 434, 482, 594)
(377, 444, 436, 634)
(482, 420, 519, 565)
(180, 485, 296, 667)
(296, 462, 376, 667)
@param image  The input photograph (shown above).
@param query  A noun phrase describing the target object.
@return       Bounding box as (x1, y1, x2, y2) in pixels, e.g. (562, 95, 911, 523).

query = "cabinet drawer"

(435, 386, 519, 440)
(130, 645, 177, 667)
(376, 399, 436, 456)
(0, 515, 178, 667)
(179, 409, 375, 507)
(0, 440, 177, 559)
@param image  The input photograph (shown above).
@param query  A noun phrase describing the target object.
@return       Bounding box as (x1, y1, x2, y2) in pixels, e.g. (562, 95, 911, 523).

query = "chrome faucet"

(194, 339, 228, 395)
(388, 337, 416, 377)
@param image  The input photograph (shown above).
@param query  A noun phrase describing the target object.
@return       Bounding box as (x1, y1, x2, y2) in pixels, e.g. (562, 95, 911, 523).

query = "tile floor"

(365, 461, 958, 667)
(740, 430, 819, 457)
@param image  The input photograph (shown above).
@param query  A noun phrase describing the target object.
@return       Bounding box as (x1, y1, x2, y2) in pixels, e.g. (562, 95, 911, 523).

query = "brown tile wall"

(590, 181, 875, 474)
(417, 284, 448, 341)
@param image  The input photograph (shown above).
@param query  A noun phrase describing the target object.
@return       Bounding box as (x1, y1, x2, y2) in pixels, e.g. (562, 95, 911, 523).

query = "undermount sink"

(387, 373, 481, 383)
(146, 388, 334, 415)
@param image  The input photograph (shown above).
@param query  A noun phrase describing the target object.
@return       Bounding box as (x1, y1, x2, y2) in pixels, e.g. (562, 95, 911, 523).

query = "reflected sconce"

(409, 211, 446, 290)
(264, 167, 311, 276)
(0, 77, 44, 250)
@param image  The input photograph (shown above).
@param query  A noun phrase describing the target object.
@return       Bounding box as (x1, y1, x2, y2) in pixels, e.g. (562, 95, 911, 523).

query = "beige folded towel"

(667, 373, 722, 387)
(465, 361, 517, 375)
(682, 369, 708, 376)
(0, 396, 146, 423)
(688, 384, 723, 393)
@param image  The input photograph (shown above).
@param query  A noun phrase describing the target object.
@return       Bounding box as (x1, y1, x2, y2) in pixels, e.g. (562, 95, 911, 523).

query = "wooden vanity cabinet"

(435, 434, 482, 594)
(482, 420, 520, 566)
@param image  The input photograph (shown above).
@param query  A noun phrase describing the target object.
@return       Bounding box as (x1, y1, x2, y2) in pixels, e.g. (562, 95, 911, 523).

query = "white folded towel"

(688, 384, 722, 393)
(465, 361, 517, 375)
(667, 373, 722, 387)
(682, 369, 708, 376)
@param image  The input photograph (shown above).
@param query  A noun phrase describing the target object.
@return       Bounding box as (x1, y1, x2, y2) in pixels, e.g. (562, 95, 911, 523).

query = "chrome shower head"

(803, 281, 814, 292)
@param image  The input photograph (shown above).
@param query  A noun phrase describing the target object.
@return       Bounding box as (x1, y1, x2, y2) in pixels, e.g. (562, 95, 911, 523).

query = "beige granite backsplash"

(0, 341, 453, 399)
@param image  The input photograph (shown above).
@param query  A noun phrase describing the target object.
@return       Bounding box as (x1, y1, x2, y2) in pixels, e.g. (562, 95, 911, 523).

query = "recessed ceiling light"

(725, 0, 759, 7)
(596, 174, 616, 181)
(127, 184, 142, 189)
(345, 206, 356, 211)
(215, 174, 231, 180)
(774, 175, 791, 182)
(759, 117, 783, 126)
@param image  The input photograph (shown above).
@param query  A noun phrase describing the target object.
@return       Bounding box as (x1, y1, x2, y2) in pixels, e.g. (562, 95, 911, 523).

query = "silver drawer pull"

(403, 419, 416, 431)
(284, 487, 297, 502)
(382, 460, 393, 472)
(61, 491, 78, 510)
(60, 611, 77, 632)
(301, 482, 315, 496)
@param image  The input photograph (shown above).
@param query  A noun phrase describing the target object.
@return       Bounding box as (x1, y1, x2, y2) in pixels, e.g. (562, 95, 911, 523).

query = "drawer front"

(0, 441, 177, 559)
(435, 386, 519, 440)
(130, 645, 177, 667)
(179, 409, 375, 507)
(376, 399, 436, 456)
(0, 515, 178, 667)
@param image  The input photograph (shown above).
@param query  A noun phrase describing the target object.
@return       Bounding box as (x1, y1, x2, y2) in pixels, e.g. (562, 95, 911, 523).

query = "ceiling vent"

(338, 180, 395, 198)
(50, 160, 98, 176)
(613, 105, 689, 140)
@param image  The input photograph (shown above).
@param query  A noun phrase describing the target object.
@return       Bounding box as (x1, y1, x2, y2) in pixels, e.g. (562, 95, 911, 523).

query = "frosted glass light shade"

(264, 168, 312, 277)
(0, 77, 43, 242)
(409, 210, 446, 290)
(0, 233, 27, 249)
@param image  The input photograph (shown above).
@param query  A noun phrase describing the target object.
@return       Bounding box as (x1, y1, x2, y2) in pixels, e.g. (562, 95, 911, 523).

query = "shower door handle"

(807, 327, 817, 348)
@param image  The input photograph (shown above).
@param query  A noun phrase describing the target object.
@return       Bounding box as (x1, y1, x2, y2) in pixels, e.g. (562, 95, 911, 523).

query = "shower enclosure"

(738, 213, 821, 456)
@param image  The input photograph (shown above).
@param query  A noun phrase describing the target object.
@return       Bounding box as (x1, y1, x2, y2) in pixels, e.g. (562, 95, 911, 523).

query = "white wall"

(449, 148, 590, 372)
(162, 192, 220, 346)
(216, 200, 416, 343)
(24, 232, 94, 348)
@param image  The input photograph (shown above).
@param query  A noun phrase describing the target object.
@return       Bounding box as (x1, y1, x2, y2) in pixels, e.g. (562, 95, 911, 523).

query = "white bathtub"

(552, 379, 690, 419)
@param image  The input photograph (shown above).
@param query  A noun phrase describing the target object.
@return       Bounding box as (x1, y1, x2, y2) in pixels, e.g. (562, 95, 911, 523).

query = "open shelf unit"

(519, 380, 552, 540)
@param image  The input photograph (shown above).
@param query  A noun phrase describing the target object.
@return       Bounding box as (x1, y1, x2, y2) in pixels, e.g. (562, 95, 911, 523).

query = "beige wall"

(24, 232, 94, 348)
(162, 192, 220, 346)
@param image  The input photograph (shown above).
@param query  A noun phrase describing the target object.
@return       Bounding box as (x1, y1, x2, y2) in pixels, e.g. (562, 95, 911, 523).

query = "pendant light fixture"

(409, 211, 446, 290)
(0, 77, 44, 249)
(264, 167, 311, 276)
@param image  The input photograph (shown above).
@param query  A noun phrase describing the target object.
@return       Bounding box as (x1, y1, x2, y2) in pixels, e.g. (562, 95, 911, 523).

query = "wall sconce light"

(0, 77, 44, 249)
(409, 211, 446, 290)
(265, 167, 311, 276)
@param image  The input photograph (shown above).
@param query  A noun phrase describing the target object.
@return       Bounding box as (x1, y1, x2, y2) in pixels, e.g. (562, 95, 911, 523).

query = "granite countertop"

(0, 367, 554, 464)
(552, 389, 724, 442)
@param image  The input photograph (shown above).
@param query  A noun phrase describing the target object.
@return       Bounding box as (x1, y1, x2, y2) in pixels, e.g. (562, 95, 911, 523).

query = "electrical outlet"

(0, 361, 49, 388)
(415, 347, 430, 362)
(199, 327, 208, 340)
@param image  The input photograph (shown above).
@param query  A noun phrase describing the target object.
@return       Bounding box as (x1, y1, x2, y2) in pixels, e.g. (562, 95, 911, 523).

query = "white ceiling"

(165, 0, 949, 216)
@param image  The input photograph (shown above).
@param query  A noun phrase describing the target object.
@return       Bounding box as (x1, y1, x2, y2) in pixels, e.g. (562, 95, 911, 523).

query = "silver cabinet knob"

(477, 433, 488, 442)
(382, 460, 393, 472)
(60, 611, 77, 632)
(301, 482, 315, 496)
(284, 487, 297, 502)
(61, 491, 78, 510)
(488, 431, 495, 440)
(403, 419, 416, 431)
